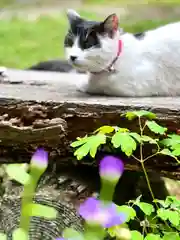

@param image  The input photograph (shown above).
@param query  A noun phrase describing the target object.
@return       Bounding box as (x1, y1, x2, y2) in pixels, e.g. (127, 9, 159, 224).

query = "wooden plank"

(0, 68, 179, 180)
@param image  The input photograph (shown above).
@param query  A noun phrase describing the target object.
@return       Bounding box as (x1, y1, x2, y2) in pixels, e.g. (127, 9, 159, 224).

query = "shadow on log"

(0, 68, 179, 180)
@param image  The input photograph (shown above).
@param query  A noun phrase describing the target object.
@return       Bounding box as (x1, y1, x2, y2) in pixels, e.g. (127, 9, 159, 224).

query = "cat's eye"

(64, 35, 74, 47)
(82, 31, 99, 49)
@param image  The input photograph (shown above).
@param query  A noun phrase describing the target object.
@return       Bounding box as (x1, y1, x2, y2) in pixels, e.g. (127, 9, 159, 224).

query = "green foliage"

(5, 164, 30, 185)
(136, 202, 155, 216)
(159, 149, 178, 160)
(124, 110, 156, 120)
(71, 110, 179, 163)
(2, 109, 179, 240)
(25, 203, 57, 219)
(107, 224, 131, 239)
(62, 228, 84, 240)
(157, 208, 179, 226)
(160, 135, 180, 161)
(0, 232, 7, 240)
(116, 205, 136, 222)
(12, 228, 27, 240)
(3, 149, 58, 240)
(71, 133, 106, 160)
(108, 196, 180, 240)
(131, 230, 144, 240)
(94, 125, 115, 134)
(71, 109, 180, 239)
(145, 234, 161, 240)
(163, 232, 180, 240)
(146, 121, 167, 135)
(111, 131, 137, 156)
(155, 196, 180, 227)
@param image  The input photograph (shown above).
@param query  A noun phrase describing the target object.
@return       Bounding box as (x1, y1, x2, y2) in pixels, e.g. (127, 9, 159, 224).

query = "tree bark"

(0, 69, 179, 180)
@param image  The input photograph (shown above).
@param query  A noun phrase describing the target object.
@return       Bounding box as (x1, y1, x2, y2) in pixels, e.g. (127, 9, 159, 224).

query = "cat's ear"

(66, 9, 81, 24)
(101, 13, 119, 37)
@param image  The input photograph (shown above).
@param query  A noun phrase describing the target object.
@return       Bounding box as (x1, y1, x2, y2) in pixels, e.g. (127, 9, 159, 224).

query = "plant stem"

(19, 176, 36, 237)
(140, 161, 155, 200)
(100, 179, 116, 202)
(143, 143, 160, 162)
(138, 117, 171, 230)
(138, 117, 156, 201)
(19, 167, 43, 237)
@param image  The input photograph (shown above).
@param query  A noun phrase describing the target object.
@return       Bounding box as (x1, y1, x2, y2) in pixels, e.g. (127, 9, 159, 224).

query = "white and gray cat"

(65, 9, 180, 97)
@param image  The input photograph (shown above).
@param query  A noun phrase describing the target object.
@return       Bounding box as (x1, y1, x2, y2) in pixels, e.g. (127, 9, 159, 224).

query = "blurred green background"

(0, 0, 180, 68)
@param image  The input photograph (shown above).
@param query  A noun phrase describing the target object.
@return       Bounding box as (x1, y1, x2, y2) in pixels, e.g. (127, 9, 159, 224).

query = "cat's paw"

(76, 80, 89, 93)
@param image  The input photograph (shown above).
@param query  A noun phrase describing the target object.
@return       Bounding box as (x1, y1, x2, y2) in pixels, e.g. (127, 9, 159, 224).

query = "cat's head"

(64, 9, 122, 73)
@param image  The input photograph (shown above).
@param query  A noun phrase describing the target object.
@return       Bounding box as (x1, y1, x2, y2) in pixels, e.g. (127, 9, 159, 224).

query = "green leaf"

(124, 110, 156, 120)
(94, 125, 115, 134)
(25, 203, 57, 219)
(12, 228, 28, 240)
(160, 135, 180, 149)
(130, 230, 144, 240)
(129, 132, 142, 143)
(163, 232, 180, 240)
(160, 138, 175, 147)
(63, 228, 84, 240)
(165, 196, 180, 208)
(111, 132, 137, 156)
(107, 224, 131, 239)
(172, 144, 180, 156)
(74, 143, 90, 160)
(146, 121, 167, 135)
(159, 149, 178, 160)
(129, 195, 142, 205)
(141, 135, 157, 144)
(6, 164, 30, 185)
(167, 210, 180, 226)
(71, 135, 89, 148)
(73, 133, 106, 160)
(124, 111, 137, 120)
(157, 208, 180, 226)
(168, 134, 180, 141)
(118, 127, 129, 133)
(157, 208, 169, 221)
(153, 199, 169, 208)
(116, 205, 136, 222)
(145, 233, 161, 240)
(135, 202, 155, 216)
(0, 233, 7, 240)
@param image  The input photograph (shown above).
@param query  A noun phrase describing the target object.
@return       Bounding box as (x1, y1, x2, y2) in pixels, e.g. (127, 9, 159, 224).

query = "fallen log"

(0, 68, 179, 180)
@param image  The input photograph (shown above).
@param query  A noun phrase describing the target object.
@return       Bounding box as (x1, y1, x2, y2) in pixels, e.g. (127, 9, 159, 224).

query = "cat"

(64, 9, 180, 97)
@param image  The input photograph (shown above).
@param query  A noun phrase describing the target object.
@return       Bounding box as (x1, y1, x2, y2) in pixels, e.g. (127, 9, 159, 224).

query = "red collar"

(91, 39, 122, 75)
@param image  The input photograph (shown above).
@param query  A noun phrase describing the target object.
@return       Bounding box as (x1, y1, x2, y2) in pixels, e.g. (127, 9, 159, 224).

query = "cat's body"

(65, 10, 180, 97)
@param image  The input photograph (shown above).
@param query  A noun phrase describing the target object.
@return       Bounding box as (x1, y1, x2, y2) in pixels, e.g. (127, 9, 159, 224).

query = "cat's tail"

(26, 59, 73, 72)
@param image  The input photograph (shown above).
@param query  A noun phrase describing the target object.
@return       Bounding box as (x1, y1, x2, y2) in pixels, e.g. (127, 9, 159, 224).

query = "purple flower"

(78, 197, 126, 228)
(31, 148, 48, 170)
(99, 156, 124, 182)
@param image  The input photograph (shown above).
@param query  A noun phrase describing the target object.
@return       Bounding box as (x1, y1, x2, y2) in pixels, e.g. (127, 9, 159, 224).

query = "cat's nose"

(70, 56, 77, 62)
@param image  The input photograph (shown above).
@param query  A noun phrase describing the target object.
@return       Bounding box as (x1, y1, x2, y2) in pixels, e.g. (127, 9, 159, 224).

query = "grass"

(0, 10, 180, 69)
(83, 0, 180, 6)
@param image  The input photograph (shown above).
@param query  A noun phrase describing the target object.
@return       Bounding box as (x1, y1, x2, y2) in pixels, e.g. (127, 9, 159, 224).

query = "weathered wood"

(0, 68, 179, 180)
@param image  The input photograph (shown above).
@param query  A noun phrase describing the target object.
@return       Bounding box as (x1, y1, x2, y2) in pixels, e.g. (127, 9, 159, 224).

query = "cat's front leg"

(76, 78, 103, 95)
